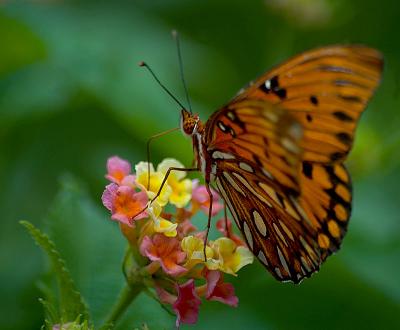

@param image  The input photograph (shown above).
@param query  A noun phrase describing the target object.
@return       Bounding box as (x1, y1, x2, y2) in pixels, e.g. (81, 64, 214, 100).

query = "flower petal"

(205, 270, 238, 307)
(140, 234, 187, 277)
(106, 156, 131, 184)
(173, 279, 202, 327)
(110, 186, 148, 225)
(157, 158, 186, 180)
(101, 183, 118, 211)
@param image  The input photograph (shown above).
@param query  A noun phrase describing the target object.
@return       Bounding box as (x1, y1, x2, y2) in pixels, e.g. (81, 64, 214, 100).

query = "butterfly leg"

(131, 167, 198, 219)
(203, 182, 214, 261)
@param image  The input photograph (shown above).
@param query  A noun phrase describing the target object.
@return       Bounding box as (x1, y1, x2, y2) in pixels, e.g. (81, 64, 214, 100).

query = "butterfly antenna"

(172, 30, 193, 114)
(138, 61, 186, 110)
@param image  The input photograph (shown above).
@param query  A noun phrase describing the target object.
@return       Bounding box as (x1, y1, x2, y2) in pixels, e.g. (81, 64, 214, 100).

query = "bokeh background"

(1, 1, 400, 329)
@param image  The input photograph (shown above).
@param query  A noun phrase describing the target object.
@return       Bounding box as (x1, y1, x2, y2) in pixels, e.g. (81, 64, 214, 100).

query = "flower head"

(148, 201, 177, 237)
(102, 183, 148, 226)
(205, 270, 238, 307)
(173, 279, 202, 328)
(105, 156, 131, 184)
(181, 235, 213, 270)
(135, 161, 172, 206)
(102, 156, 254, 328)
(207, 237, 254, 275)
(140, 234, 186, 277)
(158, 158, 193, 208)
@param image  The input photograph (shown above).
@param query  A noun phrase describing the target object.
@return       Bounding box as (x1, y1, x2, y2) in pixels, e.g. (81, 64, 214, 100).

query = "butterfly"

(179, 45, 383, 283)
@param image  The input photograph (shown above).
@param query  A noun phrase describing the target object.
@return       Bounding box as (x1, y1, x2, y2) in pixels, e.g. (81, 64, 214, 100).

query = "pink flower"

(173, 279, 202, 328)
(216, 218, 245, 246)
(102, 183, 148, 226)
(205, 270, 238, 307)
(192, 180, 223, 216)
(140, 234, 186, 277)
(105, 156, 131, 184)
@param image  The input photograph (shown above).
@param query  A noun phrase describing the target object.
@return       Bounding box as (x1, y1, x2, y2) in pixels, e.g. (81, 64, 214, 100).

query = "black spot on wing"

(259, 75, 287, 100)
(330, 152, 345, 162)
(275, 88, 287, 99)
(336, 132, 352, 145)
(338, 94, 363, 103)
(302, 162, 313, 179)
(333, 111, 354, 122)
(310, 95, 318, 105)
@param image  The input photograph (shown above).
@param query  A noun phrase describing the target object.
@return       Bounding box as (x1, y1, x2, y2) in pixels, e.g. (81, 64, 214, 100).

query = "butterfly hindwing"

(213, 159, 321, 283)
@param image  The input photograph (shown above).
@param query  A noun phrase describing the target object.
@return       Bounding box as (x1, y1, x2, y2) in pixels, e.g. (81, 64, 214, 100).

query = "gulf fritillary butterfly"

(177, 45, 383, 283)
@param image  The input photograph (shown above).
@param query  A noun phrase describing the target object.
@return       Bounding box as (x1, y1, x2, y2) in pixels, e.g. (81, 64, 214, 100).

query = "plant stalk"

(100, 283, 142, 329)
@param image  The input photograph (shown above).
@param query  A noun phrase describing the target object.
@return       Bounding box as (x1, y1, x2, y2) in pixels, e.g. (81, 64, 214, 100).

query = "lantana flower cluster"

(102, 156, 254, 327)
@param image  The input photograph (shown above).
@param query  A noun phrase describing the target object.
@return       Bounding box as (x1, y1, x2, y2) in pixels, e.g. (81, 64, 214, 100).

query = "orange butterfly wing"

(204, 45, 383, 282)
(233, 45, 383, 163)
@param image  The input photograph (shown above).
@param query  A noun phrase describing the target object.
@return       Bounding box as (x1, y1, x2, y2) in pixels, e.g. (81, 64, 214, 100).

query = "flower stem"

(100, 283, 142, 329)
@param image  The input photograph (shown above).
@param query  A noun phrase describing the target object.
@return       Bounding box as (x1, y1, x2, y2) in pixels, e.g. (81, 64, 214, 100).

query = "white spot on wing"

(253, 210, 267, 236)
(300, 236, 319, 266)
(258, 251, 268, 266)
(239, 162, 254, 173)
(283, 199, 300, 221)
(301, 256, 312, 272)
(258, 182, 280, 206)
(218, 121, 228, 132)
(223, 172, 245, 196)
(226, 111, 236, 121)
(277, 246, 291, 276)
(265, 80, 271, 90)
(263, 111, 278, 123)
(232, 173, 273, 207)
(262, 168, 273, 179)
(274, 267, 283, 279)
(290, 196, 312, 226)
(216, 178, 241, 229)
(288, 122, 302, 140)
(273, 223, 288, 247)
(243, 222, 253, 250)
(281, 137, 300, 154)
(279, 219, 294, 241)
(212, 151, 235, 160)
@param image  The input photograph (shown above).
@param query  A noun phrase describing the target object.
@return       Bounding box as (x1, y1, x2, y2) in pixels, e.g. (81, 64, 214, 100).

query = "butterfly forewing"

(233, 45, 383, 163)
(201, 45, 382, 282)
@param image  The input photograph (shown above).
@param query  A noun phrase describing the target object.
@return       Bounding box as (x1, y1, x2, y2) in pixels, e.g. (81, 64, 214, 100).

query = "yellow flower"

(206, 237, 254, 275)
(148, 201, 177, 237)
(181, 235, 213, 269)
(135, 161, 172, 206)
(157, 158, 192, 208)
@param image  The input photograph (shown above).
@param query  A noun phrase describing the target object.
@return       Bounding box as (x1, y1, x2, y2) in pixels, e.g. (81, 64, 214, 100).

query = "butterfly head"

(180, 109, 203, 136)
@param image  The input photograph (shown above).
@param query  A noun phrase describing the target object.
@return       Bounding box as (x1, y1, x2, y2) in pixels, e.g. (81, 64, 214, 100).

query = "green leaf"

(20, 220, 89, 323)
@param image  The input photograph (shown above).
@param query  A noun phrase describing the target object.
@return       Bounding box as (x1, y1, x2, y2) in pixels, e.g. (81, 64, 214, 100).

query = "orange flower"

(102, 183, 148, 226)
(140, 234, 187, 277)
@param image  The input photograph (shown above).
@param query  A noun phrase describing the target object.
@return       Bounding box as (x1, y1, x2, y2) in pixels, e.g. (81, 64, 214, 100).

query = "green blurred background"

(1, 1, 400, 329)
